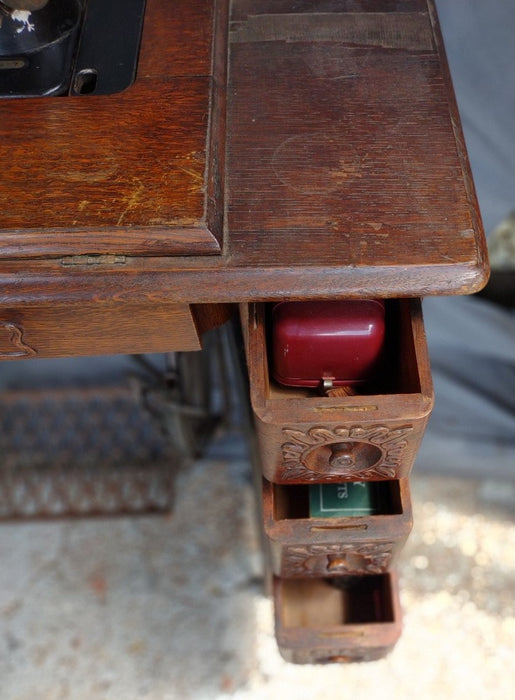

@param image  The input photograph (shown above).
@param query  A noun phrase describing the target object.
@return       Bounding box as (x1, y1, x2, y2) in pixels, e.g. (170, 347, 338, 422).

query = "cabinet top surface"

(0, 0, 488, 304)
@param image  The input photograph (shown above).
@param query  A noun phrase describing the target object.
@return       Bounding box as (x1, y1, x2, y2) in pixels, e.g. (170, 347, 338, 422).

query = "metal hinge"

(60, 254, 127, 267)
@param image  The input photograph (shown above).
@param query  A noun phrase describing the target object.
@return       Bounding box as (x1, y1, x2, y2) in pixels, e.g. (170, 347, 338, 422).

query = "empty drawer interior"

(279, 575, 395, 628)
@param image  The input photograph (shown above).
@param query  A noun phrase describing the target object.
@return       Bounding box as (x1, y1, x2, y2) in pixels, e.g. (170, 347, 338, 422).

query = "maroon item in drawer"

(272, 300, 385, 388)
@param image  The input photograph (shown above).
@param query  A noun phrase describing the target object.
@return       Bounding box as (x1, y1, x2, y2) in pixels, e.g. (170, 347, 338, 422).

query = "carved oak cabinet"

(0, 0, 488, 663)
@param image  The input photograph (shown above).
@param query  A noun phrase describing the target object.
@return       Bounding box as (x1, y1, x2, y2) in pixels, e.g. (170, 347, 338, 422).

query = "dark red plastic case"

(272, 300, 386, 388)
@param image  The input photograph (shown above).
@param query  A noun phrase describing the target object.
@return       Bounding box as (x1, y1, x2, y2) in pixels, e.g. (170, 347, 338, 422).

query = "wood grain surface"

(274, 573, 402, 663)
(227, 0, 486, 272)
(0, 0, 488, 307)
(263, 477, 413, 577)
(0, 302, 203, 357)
(241, 299, 434, 484)
(0, 300, 235, 358)
(0, 0, 228, 257)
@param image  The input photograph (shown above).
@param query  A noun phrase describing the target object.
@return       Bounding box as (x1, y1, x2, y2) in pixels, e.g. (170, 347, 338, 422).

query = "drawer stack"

(241, 299, 433, 663)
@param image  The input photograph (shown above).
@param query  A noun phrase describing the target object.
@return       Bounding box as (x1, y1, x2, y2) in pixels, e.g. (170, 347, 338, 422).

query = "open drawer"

(241, 299, 433, 483)
(274, 572, 402, 664)
(263, 478, 412, 577)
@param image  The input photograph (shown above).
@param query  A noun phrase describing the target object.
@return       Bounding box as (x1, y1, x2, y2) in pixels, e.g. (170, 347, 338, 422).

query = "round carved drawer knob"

(304, 440, 383, 477)
(328, 442, 357, 468)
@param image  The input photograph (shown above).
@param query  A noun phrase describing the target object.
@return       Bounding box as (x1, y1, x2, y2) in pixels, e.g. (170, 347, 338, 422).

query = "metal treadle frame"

(0, 328, 234, 519)
(0, 384, 176, 519)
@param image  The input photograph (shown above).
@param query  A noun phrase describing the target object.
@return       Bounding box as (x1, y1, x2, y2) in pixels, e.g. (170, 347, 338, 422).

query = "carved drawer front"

(0, 303, 231, 359)
(241, 299, 433, 483)
(263, 478, 412, 578)
(274, 573, 402, 664)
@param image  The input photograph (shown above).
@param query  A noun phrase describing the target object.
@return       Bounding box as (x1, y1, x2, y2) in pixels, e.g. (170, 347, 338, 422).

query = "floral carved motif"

(281, 424, 413, 480)
(0, 322, 37, 358)
(282, 541, 394, 576)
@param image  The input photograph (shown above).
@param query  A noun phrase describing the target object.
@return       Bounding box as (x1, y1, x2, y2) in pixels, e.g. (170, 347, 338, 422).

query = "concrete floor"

(0, 432, 514, 700)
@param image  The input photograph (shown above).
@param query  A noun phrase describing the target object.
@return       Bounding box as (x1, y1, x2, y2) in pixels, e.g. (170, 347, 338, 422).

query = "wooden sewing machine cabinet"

(0, 0, 488, 663)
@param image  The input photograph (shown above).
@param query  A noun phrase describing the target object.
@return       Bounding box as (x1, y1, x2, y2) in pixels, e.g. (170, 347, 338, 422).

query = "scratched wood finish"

(0, 0, 228, 257)
(0, 0, 488, 307)
(227, 0, 486, 274)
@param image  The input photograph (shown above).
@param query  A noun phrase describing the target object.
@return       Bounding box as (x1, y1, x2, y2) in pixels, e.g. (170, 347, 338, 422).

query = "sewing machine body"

(0, 0, 145, 97)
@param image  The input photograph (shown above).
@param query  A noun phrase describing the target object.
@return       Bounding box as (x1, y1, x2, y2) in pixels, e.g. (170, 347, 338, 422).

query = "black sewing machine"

(0, 0, 145, 97)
